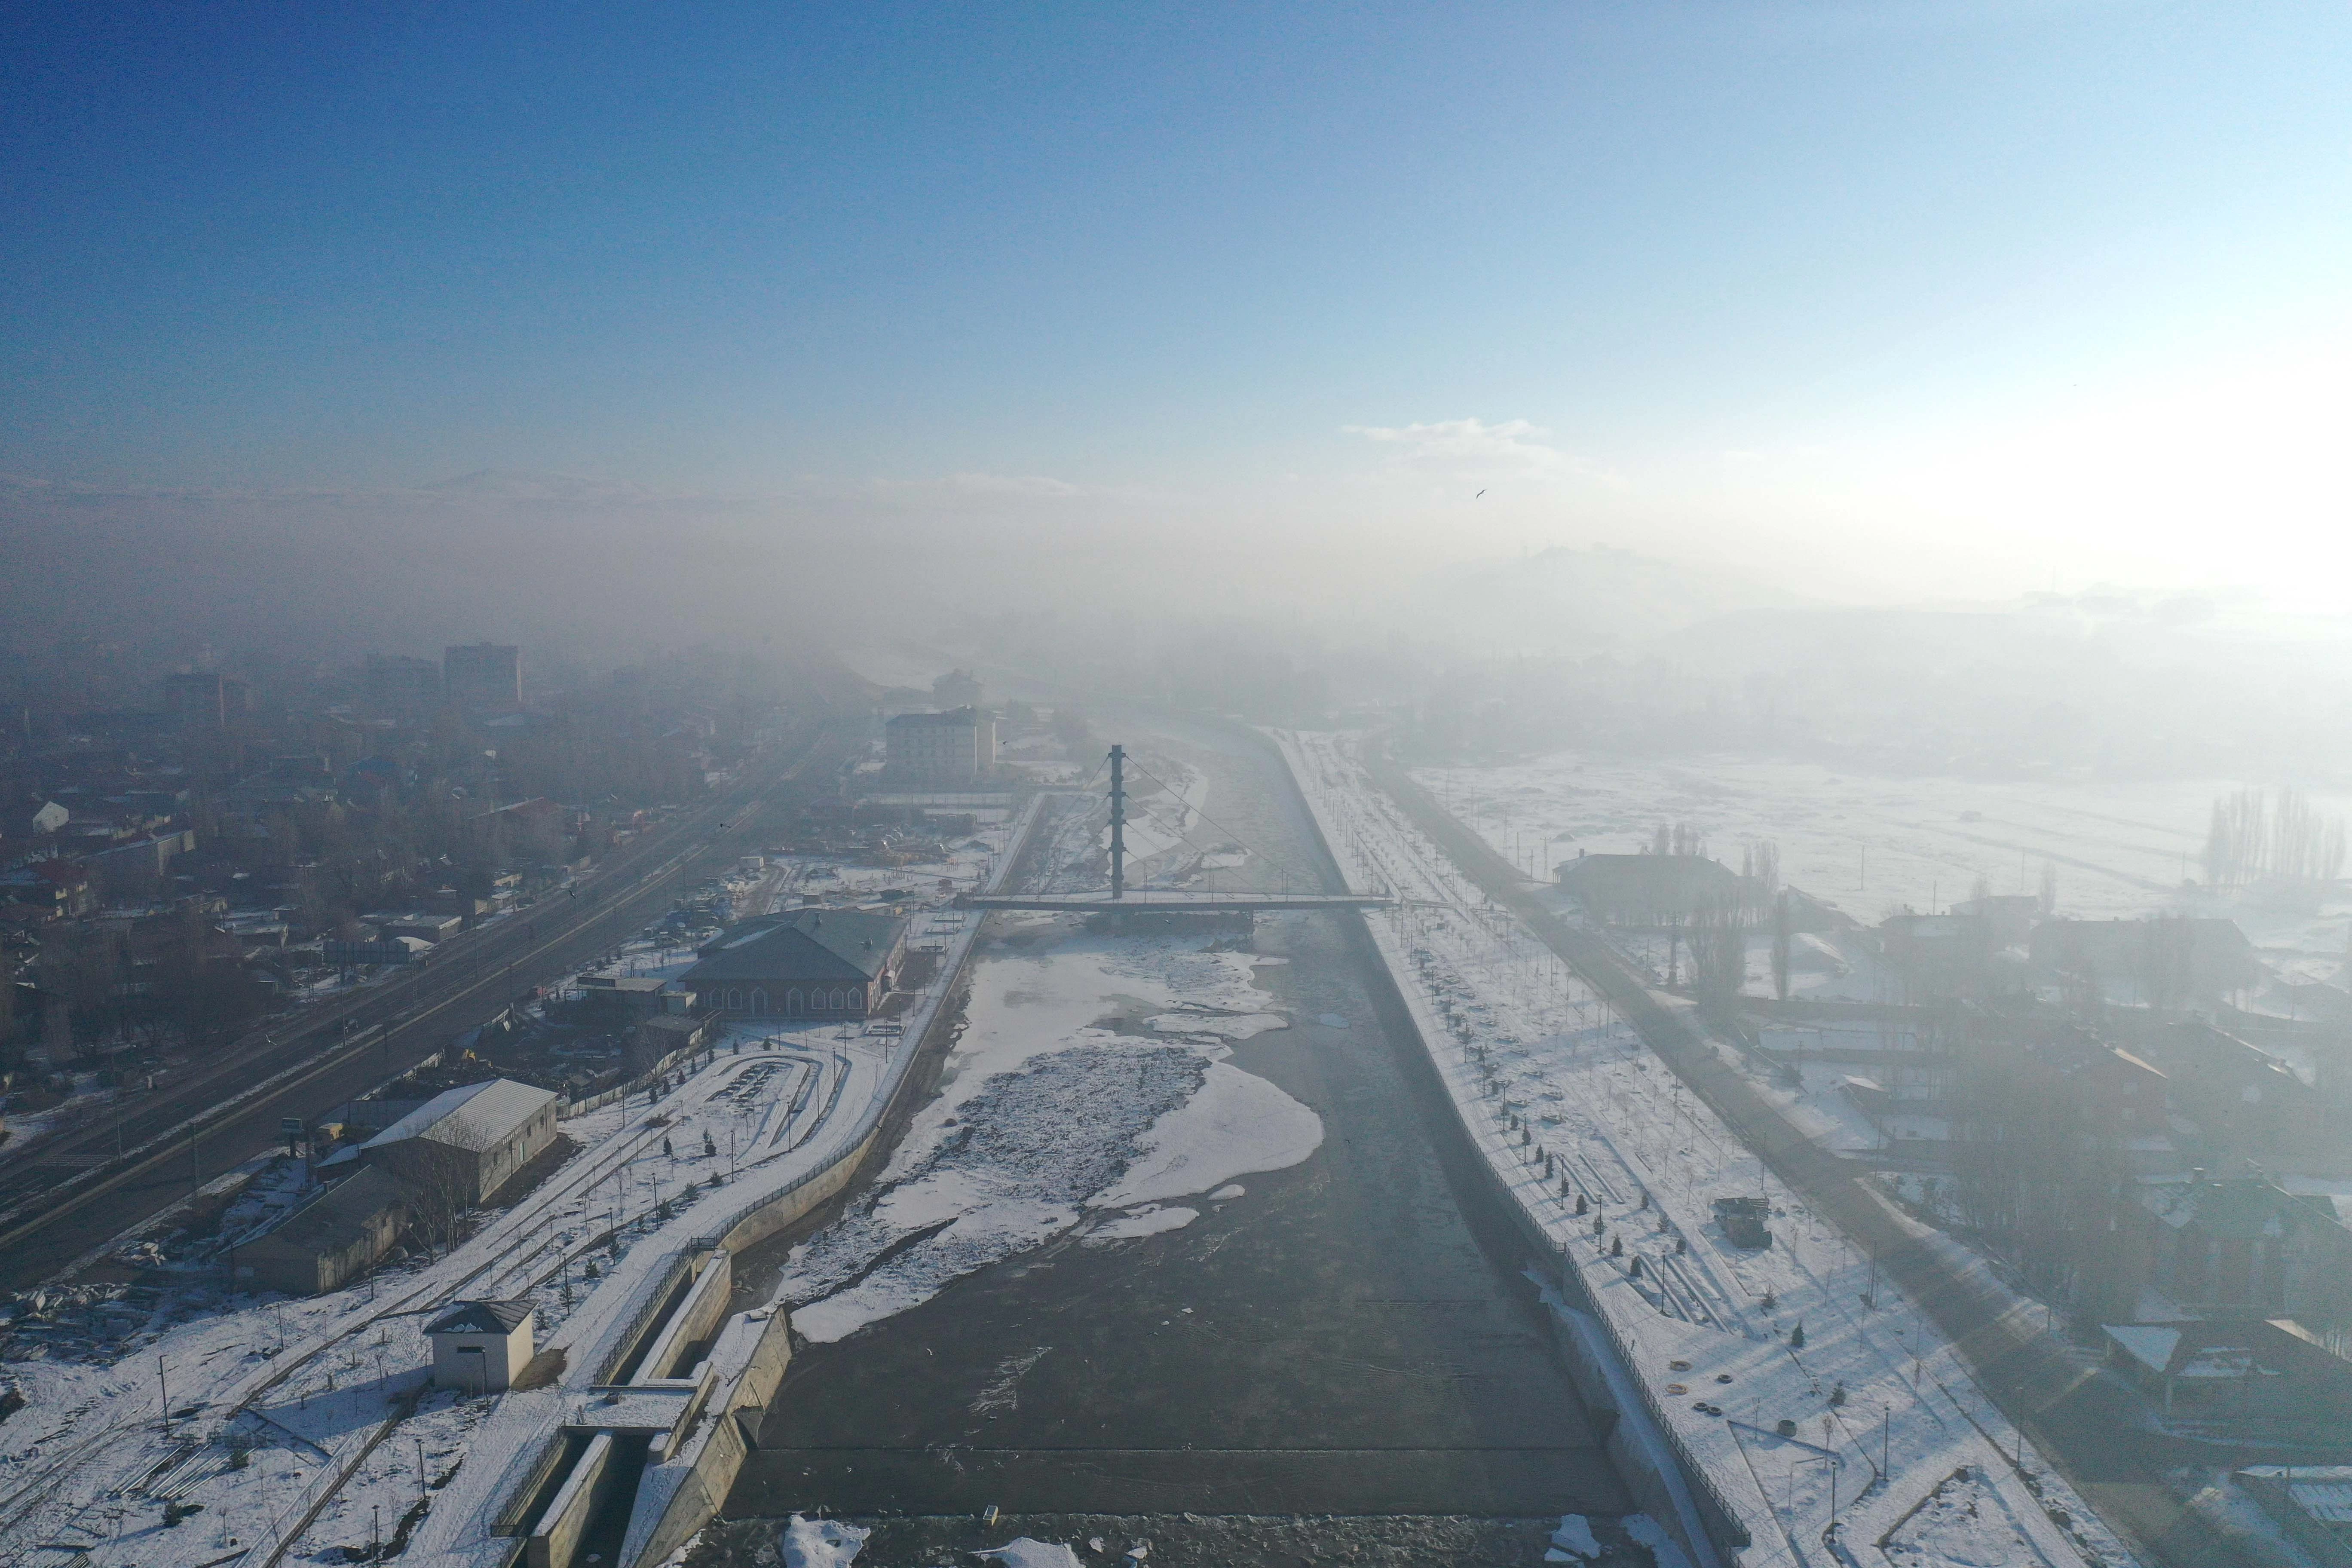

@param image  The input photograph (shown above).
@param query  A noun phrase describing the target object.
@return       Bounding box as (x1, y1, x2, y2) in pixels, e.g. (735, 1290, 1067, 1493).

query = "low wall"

(594, 798, 1047, 1568)
(710, 1117, 887, 1259)
(632, 1253, 735, 1384)
(622, 1304, 794, 1568)
(1549, 1302, 1741, 1568)
(527, 1431, 614, 1568)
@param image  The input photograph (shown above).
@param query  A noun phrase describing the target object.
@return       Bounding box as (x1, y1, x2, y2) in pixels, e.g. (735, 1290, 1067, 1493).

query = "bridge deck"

(960, 891, 1392, 913)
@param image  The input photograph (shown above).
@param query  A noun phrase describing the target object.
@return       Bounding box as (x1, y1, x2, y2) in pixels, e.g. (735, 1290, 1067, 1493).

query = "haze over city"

(9, 3, 2352, 629)
(6, 8, 2352, 1568)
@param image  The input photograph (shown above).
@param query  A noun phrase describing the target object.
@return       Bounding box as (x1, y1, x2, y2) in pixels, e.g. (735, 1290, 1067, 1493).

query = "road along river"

(703, 720, 1638, 1567)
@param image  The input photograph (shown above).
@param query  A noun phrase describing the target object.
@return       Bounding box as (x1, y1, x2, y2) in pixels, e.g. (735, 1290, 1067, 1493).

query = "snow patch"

(1551, 1514, 1602, 1559)
(782, 1511, 870, 1567)
(1093, 1060, 1322, 1207)
(1088, 1206, 1199, 1242)
(1623, 1513, 1690, 1568)
(1146, 1011, 1287, 1039)
(975, 1540, 1084, 1568)
(778, 927, 1321, 1341)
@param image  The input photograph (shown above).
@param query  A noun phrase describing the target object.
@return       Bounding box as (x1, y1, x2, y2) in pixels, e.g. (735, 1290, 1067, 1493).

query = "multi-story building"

(444, 642, 522, 712)
(884, 707, 996, 780)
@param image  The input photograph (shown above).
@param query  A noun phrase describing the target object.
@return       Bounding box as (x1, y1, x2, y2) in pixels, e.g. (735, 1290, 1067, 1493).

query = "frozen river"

(717, 718, 1632, 1556)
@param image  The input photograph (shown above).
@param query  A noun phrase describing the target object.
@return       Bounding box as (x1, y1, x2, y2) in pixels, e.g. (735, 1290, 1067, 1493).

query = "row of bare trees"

(1650, 821, 1707, 858)
(2202, 786, 2347, 889)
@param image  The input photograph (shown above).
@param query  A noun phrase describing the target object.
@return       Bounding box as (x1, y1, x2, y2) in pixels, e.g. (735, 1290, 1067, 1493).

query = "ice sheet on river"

(778, 928, 1323, 1343)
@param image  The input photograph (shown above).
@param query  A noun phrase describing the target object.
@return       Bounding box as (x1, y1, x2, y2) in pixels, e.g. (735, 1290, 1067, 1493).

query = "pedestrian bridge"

(960, 889, 1394, 913)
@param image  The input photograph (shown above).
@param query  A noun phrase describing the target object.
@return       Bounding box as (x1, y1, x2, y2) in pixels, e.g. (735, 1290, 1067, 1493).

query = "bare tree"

(392, 1143, 480, 1259)
(1743, 839, 1780, 919)
(1686, 900, 1749, 1014)
(1770, 891, 1792, 1003)
(2137, 914, 2197, 1014)
(2202, 786, 2346, 889)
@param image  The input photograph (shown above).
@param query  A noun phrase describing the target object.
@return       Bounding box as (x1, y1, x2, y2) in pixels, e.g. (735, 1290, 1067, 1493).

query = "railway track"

(0, 722, 861, 1292)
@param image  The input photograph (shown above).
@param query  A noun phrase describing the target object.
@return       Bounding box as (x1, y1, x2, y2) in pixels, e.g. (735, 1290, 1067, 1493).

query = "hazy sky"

(6, 3, 2349, 606)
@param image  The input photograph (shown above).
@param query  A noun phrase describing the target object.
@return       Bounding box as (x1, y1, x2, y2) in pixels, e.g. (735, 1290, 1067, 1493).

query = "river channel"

(704, 720, 1632, 1566)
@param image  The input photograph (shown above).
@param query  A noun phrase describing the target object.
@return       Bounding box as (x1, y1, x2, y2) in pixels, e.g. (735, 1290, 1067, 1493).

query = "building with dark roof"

(2142, 1175, 2352, 1323)
(237, 1166, 410, 1296)
(2030, 916, 2260, 1005)
(2101, 1317, 2352, 1419)
(2138, 1020, 2330, 1162)
(632, 1011, 710, 1072)
(426, 1298, 535, 1391)
(682, 908, 909, 1018)
(362, 652, 443, 712)
(1556, 852, 1744, 927)
(162, 671, 250, 729)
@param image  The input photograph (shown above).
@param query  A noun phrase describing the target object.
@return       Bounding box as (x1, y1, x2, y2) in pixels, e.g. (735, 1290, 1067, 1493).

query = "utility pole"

(158, 1357, 171, 1436)
(1107, 745, 1127, 901)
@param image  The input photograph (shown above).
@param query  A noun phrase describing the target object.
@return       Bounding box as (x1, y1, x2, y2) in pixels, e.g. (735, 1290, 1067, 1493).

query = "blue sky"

(5, 2, 2349, 601)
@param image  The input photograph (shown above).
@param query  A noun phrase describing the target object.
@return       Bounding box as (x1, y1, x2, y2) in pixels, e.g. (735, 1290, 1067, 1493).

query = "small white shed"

(425, 1298, 535, 1392)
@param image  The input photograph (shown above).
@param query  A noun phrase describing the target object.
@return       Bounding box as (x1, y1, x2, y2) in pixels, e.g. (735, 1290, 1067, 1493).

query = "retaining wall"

(591, 795, 1047, 1568)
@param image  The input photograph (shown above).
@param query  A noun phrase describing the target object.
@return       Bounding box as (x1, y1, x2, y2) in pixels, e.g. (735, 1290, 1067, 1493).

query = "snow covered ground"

(0, 1023, 918, 1568)
(0, 812, 1025, 1568)
(1418, 750, 2352, 1004)
(1278, 730, 2139, 1568)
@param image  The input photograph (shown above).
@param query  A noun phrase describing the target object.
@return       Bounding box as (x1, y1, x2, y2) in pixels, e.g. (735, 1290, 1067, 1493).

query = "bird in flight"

(1474, 488, 1486, 499)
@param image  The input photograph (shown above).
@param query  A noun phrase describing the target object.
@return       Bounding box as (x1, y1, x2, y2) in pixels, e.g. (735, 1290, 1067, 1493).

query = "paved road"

(0, 717, 863, 1292)
(1362, 741, 2242, 1568)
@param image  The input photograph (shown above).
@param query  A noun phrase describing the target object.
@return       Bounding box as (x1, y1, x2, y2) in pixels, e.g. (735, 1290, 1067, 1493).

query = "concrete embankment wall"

(598, 796, 1047, 1568)
(621, 1306, 794, 1568)
(526, 1433, 615, 1568)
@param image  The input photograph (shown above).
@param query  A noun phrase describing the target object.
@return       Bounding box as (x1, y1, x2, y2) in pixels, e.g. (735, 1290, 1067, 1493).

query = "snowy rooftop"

(363, 1077, 557, 1156)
